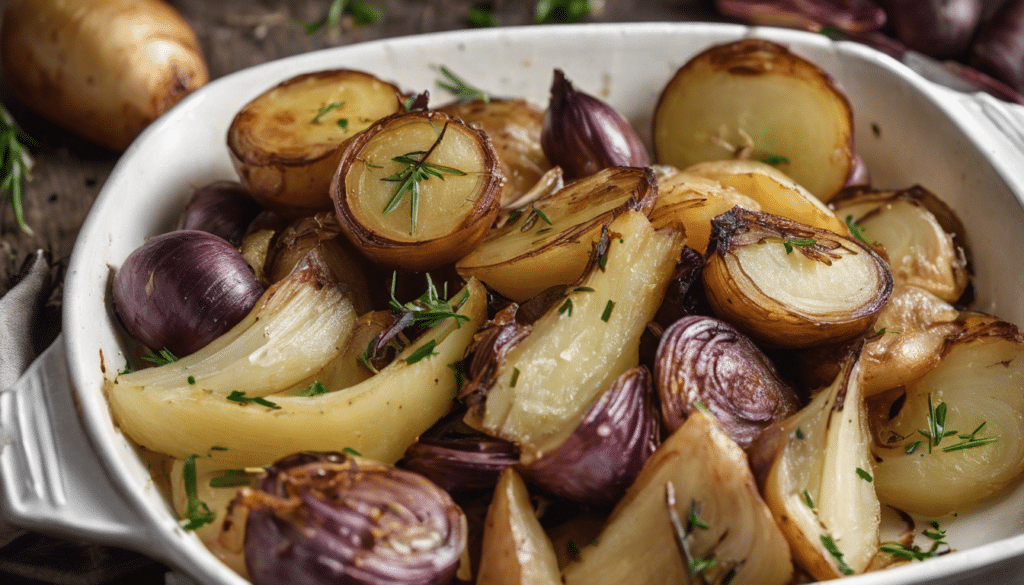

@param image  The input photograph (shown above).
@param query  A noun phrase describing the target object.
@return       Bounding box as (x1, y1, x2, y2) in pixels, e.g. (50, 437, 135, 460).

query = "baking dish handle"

(0, 336, 157, 551)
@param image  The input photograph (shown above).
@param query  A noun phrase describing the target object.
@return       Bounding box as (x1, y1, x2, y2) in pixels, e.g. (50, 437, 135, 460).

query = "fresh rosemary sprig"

(300, 0, 385, 34)
(664, 483, 737, 584)
(0, 103, 36, 234)
(534, 0, 596, 23)
(880, 522, 950, 561)
(379, 122, 466, 234)
(437, 66, 490, 104)
(142, 347, 179, 366)
(389, 272, 470, 329)
(913, 393, 998, 453)
(783, 237, 816, 254)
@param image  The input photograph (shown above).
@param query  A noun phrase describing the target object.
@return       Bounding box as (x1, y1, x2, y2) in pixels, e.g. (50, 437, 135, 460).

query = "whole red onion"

(242, 452, 466, 585)
(112, 230, 264, 357)
(177, 180, 264, 246)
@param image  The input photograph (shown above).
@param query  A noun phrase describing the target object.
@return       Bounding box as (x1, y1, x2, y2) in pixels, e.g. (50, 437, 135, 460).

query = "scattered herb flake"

(358, 339, 379, 374)
(820, 534, 854, 575)
(906, 440, 922, 454)
(311, 101, 345, 124)
(187, 375, 196, 385)
(142, 347, 178, 366)
(337, 118, 349, 130)
(845, 215, 875, 246)
(406, 339, 438, 365)
(226, 390, 281, 409)
(118, 364, 133, 376)
(803, 489, 815, 509)
(510, 367, 521, 388)
(449, 361, 465, 391)
(559, 298, 573, 316)
(534, 208, 553, 225)
(208, 469, 252, 488)
(210, 446, 228, 451)
(402, 95, 417, 111)
(795, 427, 805, 440)
(180, 454, 215, 531)
(567, 539, 581, 558)
(762, 154, 790, 166)
(601, 300, 615, 322)
(783, 237, 816, 254)
(437, 66, 490, 104)
(856, 468, 873, 482)
(343, 447, 363, 457)
(299, 381, 330, 397)
(572, 286, 595, 292)
(389, 272, 470, 329)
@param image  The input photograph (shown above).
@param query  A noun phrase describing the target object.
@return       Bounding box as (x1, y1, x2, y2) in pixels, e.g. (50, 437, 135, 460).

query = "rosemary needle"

(0, 103, 36, 234)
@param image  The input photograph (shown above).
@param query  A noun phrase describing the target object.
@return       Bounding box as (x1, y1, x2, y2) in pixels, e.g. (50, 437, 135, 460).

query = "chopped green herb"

(795, 427, 805, 440)
(880, 522, 950, 561)
(448, 361, 465, 391)
(337, 118, 349, 130)
(686, 499, 709, 532)
(534, 208, 553, 225)
(437, 66, 490, 104)
(598, 248, 609, 269)
(358, 339, 379, 374)
(406, 339, 438, 365)
(208, 469, 252, 488)
(856, 468, 873, 482)
(762, 154, 790, 166)
(343, 446, 363, 457)
(942, 420, 999, 452)
(510, 367, 521, 388)
(601, 300, 615, 322)
(187, 375, 196, 385)
(311, 101, 345, 124)
(872, 122, 882, 138)
(468, 6, 499, 27)
(226, 390, 281, 409)
(389, 272, 470, 329)
(142, 347, 178, 366)
(559, 298, 574, 316)
(783, 237, 816, 254)
(299, 381, 330, 397)
(845, 215, 875, 246)
(872, 327, 902, 337)
(402, 95, 417, 111)
(0, 103, 36, 234)
(917, 393, 956, 452)
(380, 123, 466, 234)
(572, 286, 595, 292)
(210, 446, 228, 451)
(534, 0, 595, 23)
(691, 400, 709, 414)
(665, 482, 720, 583)
(118, 364, 133, 376)
(905, 441, 922, 454)
(803, 489, 815, 509)
(566, 539, 581, 558)
(180, 454, 215, 530)
(820, 534, 854, 575)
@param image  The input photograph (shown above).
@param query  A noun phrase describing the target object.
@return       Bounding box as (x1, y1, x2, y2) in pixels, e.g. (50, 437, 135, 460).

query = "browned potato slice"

(475, 467, 562, 585)
(439, 99, 551, 207)
(456, 167, 656, 302)
(703, 207, 893, 348)
(685, 159, 849, 235)
(869, 317, 1024, 516)
(562, 411, 793, 585)
(653, 39, 854, 203)
(462, 211, 684, 459)
(333, 110, 503, 271)
(648, 165, 761, 254)
(228, 70, 404, 215)
(832, 186, 970, 303)
(754, 354, 880, 580)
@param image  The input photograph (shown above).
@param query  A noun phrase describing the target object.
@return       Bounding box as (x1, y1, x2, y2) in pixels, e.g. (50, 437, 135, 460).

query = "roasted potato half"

(228, 70, 405, 216)
(332, 110, 503, 271)
(653, 39, 855, 203)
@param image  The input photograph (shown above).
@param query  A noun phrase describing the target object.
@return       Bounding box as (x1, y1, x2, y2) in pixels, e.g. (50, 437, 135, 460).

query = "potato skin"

(0, 0, 209, 152)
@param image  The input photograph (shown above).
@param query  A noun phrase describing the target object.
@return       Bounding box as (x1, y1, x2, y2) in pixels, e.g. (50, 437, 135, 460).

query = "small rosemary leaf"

(406, 339, 438, 365)
(803, 489, 815, 509)
(795, 427, 805, 439)
(845, 215, 874, 246)
(559, 298, 573, 316)
(299, 381, 330, 397)
(510, 367, 521, 388)
(180, 454, 215, 531)
(762, 154, 790, 166)
(820, 534, 854, 575)
(437, 66, 490, 104)
(343, 446, 363, 456)
(142, 347, 178, 366)
(856, 467, 873, 482)
(311, 101, 345, 124)
(208, 469, 252, 488)
(601, 300, 615, 322)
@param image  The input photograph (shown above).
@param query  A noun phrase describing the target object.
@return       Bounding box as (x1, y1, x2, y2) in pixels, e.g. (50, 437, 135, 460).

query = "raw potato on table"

(0, 0, 209, 151)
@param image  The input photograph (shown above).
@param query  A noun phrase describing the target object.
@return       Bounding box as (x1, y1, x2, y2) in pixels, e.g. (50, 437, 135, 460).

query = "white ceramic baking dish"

(3, 21, 1024, 585)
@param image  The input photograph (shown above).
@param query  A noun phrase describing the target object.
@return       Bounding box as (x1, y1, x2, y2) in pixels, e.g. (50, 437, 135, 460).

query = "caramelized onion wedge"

(654, 315, 799, 448)
(456, 167, 657, 302)
(648, 165, 761, 254)
(476, 468, 562, 585)
(109, 279, 487, 467)
(832, 186, 971, 303)
(562, 411, 793, 585)
(653, 39, 854, 202)
(333, 110, 503, 271)
(438, 98, 551, 207)
(462, 211, 685, 459)
(521, 366, 660, 508)
(685, 159, 849, 235)
(859, 284, 960, 396)
(228, 70, 404, 215)
(704, 207, 893, 348)
(753, 353, 880, 580)
(869, 317, 1024, 516)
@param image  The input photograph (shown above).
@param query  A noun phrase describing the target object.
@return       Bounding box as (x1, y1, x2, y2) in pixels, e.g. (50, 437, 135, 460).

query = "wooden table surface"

(0, 2, 720, 583)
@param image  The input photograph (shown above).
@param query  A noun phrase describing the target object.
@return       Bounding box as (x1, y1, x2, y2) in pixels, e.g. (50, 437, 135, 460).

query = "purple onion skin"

(970, 0, 1024, 94)
(541, 69, 649, 180)
(654, 315, 800, 450)
(112, 230, 264, 357)
(244, 452, 466, 585)
(715, 0, 887, 33)
(883, 0, 982, 59)
(177, 181, 264, 247)
(400, 435, 519, 493)
(521, 367, 660, 509)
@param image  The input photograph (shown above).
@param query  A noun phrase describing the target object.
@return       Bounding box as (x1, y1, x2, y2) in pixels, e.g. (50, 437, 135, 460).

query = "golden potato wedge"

(653, 39, 855, 203)
(456, 167, 657, 302)
(228, 69, 404, 215)
(332, 110, 503, 271)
